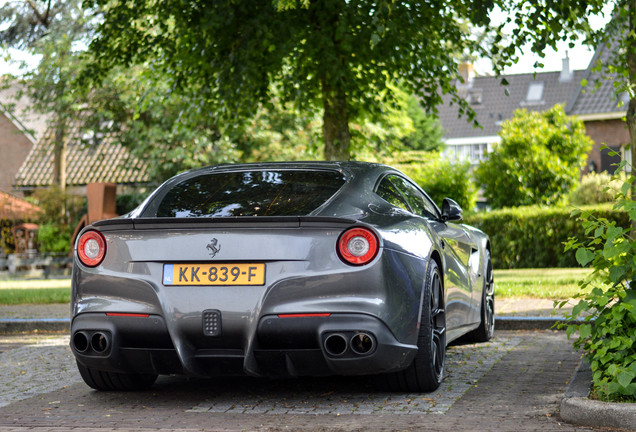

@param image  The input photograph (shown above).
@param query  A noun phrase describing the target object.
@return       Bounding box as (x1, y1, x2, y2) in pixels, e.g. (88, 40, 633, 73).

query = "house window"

(526, 82, 544, 103)
(445, 143, 489, 165)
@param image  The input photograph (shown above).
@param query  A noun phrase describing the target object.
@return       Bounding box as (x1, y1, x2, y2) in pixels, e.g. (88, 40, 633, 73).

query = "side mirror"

(441, 198, 463, 222)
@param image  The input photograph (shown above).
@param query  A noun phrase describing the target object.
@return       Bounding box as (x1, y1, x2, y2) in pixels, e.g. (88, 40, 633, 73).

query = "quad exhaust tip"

(323, 332, 376, 357)
(73, 331, 90, 353)
(324, 333, 348, 356)
(91, 332, 110, 353)
(72, 330, 111, 355)
(350, 332, 375, 355)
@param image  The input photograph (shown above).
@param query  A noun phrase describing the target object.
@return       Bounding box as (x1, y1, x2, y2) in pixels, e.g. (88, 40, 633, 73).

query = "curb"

(0, 319, 70, 333)
(560, 359, 636, 431)
(495, 315, 576, 330)
(0, 316, 576, 334)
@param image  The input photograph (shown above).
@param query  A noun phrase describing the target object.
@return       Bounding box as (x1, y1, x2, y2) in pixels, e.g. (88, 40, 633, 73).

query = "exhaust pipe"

(72, 331, 90, 353)
(90, 332, 111, 354)
(324, 333, 348, 356)
(350, 333, 375, 355)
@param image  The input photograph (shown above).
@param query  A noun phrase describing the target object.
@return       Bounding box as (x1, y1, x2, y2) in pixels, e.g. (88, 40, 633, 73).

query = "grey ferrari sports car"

(71, 161, 494, 392)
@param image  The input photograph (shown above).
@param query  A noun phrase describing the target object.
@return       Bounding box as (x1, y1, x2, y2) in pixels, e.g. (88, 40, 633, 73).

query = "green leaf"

(576, 248, 595, 266)
(579, 323, 592, 339)
(609, 266, 628, 284)
(617, 370, 635, 388)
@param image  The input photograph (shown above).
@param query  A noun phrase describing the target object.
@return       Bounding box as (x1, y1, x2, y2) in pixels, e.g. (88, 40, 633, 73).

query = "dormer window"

(526, 82, 545, 103)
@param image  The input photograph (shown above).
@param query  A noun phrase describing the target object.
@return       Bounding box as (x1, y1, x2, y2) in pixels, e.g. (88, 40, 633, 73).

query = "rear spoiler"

(91, 216, 359, 231)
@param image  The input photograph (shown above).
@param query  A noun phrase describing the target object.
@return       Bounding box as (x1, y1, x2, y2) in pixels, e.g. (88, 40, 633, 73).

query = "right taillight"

(77, 230, 106, 267)
(337, 227, 379, 266)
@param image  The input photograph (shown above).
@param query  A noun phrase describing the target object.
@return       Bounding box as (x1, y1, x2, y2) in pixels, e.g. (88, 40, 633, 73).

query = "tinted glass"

(377, 175, 439, 220)
(376, 177, 411, 212)
(152, 170, 345, 217)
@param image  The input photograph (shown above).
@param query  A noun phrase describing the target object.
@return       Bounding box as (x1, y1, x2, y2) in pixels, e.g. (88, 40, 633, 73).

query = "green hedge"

(464, 204, 629, 269)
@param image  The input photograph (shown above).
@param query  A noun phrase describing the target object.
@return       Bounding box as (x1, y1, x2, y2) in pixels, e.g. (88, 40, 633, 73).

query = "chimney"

(459, 62, 474, 87)
(560, 52, 573, 82)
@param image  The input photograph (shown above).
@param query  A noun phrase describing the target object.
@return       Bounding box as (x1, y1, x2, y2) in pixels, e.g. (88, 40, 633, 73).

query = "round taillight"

(337, 227, 379, 266)
(77, 230, 106, 267)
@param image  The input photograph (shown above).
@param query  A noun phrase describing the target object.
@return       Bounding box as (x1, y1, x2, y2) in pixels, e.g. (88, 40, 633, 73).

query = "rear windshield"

(148, 170, 346, 217)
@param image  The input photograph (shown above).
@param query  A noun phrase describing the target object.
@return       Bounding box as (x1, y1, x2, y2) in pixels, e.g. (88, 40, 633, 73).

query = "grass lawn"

(0, 279, 71, 305)
(494, 267, 592, 299)
(0, 268, 594, 305)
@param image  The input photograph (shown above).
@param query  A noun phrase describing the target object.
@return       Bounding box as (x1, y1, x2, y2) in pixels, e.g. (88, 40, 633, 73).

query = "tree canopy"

(84, 0, 490, 160)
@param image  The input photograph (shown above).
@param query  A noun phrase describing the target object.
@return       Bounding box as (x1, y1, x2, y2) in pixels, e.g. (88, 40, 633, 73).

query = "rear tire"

(76, 361, 157, 391)
(466, 250, 495, 343)
(384, 259, 446, 392)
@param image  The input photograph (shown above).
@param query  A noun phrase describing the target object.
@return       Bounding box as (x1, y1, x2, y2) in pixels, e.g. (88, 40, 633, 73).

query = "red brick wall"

(0, 114, 33, 196)
(583, 118, 630, 174)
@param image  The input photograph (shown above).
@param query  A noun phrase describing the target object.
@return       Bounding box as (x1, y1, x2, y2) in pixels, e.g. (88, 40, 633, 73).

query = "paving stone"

(0, 331, 605, 431)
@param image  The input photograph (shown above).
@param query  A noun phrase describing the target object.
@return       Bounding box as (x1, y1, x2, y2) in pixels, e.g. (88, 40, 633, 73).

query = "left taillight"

(337, 227, 379, 266)
(77, 230, 106, 267)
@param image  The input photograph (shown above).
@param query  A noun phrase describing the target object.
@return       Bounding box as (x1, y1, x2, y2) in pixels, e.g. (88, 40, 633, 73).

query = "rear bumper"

(71, 312, 417, 377)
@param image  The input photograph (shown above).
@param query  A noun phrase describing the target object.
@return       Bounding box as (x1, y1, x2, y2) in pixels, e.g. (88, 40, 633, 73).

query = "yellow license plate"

(163, 263, 265, 286)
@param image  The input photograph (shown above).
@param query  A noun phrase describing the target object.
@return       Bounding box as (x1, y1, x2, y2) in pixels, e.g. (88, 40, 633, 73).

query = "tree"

(493, 1, 636, 203)
(400, 94, 445, 152)
(0, 0, 94, 190)
(84, 0, 493, 161)
(475, 105, 592, 208)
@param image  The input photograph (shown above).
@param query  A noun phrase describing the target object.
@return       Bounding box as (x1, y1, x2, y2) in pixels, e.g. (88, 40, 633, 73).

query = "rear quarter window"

(148, 170, 346, 217)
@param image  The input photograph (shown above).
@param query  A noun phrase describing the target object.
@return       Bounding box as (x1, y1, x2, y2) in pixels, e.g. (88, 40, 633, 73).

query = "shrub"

(562, 161, 636, 401)
(37, 222, 72, 253)
(568, 172, 623, 205)
(0, 219, 17, 256)
(465, 204, 628, 269)
(475, 105, 592, 208)
(29, 187, 86, 254)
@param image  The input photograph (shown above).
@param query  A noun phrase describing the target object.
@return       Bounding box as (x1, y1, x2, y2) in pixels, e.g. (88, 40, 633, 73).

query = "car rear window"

(151, 170, 346, 217)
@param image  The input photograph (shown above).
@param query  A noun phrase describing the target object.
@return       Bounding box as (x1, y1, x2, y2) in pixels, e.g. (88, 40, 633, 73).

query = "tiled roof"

(438, 70, 586, 140)
(0, 191, 41, 220)
(566, 39, 626, 116)
(13, 120, 150, 189)
(0, 79, 50, 144)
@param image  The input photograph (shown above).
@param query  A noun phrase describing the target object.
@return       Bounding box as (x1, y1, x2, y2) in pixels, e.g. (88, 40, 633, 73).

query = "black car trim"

(104, 216, 359, 230)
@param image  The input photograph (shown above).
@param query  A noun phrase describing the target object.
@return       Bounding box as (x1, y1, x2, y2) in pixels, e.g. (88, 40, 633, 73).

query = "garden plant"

(563, 155, 636, 400)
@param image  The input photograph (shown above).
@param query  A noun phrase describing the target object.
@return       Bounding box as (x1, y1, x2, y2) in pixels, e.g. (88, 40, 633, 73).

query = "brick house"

(0, 81, 49, 196)
(437, 46, 628, 174)
(565, 40, 629, 174)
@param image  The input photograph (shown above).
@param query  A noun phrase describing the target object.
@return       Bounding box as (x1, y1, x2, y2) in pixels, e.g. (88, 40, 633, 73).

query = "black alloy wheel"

(467, 250, 495, 342)
(384, 259, 446, 392)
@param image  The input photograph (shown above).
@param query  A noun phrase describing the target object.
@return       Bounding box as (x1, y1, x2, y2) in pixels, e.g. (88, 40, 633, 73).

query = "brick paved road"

(0, 331, 607, 431)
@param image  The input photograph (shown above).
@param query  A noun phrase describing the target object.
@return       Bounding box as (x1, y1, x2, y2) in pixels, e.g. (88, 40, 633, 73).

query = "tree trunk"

(322, 84, 351, 161)
(52, 116, 66, 191)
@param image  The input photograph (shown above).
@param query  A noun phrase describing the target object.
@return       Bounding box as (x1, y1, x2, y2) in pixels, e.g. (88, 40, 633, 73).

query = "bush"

(475, 105, 592, 208)
(568, 172, 623, 205)
(37, 222, 72, 253)
(0, 219, 17, 256)
(465, 204, 629, 269)
(385, 151, 477, 211)
(562, 162, 636, 401)
(29, 187, 86, 254)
